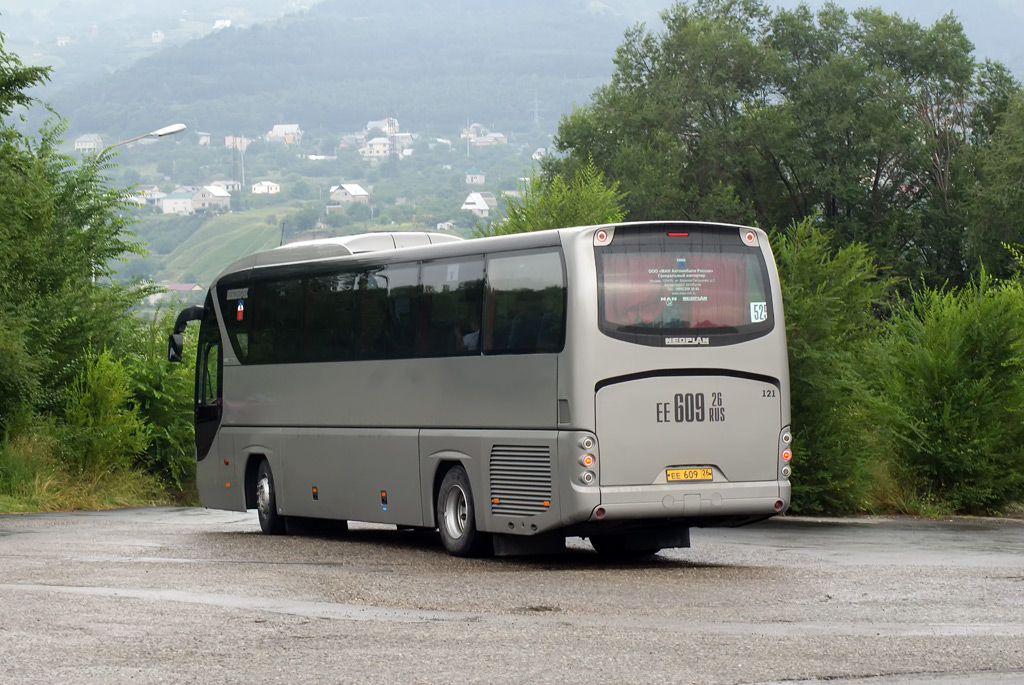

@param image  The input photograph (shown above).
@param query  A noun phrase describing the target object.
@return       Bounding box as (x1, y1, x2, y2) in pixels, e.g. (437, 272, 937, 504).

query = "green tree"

(346, 201, 371, 222)
(967, 94, 1024, 278)
(549, 0, 1020, 287)
(486, 158, 626, 236)
(279, 206, 321, 241)
(1, 30, 180, 507)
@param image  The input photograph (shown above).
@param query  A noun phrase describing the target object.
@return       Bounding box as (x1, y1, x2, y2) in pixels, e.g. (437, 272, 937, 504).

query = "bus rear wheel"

(436, 465, 492, 557)
(256, 459, 286, 535)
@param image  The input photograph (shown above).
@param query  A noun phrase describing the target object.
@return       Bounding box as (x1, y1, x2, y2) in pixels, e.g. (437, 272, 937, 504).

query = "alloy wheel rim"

(443, 484, 468, 540)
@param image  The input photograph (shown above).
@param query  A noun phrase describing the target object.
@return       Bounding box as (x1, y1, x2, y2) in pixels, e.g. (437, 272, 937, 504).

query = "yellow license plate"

(666, 467, 713, 482)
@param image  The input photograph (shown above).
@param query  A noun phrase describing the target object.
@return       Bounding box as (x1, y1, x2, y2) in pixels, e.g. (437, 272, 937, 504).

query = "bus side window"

(248, 276, 303, 364)
(382, 264, 419, 359)
(417, 258, 484, 358)
(305, 271, 357, 362)
(200, 339, 220, 405)
(485, 250, 566, 355)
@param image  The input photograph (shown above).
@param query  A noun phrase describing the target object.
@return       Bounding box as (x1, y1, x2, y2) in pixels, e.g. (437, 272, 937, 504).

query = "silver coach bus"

(169, 222, 792, 557)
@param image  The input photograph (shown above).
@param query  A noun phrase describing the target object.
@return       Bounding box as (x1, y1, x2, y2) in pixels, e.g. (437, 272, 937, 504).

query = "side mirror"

(167, 304, 206, 363)
(168, 332, 184, 362)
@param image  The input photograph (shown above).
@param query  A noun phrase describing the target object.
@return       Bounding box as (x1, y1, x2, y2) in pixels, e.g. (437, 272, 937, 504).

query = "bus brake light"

(782, 450, 792, 461)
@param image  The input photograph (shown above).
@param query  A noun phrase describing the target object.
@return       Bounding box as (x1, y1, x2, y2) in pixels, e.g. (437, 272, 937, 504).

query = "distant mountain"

(33, 0, 666, 143)
(17, 0, 1017, 147)
(2, 0, 305, 90)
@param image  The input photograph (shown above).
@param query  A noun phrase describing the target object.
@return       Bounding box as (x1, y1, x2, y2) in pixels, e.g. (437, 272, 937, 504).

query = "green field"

(155, 208, 289, 286)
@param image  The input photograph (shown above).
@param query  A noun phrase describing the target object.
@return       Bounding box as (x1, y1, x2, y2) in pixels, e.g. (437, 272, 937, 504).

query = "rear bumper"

(587, 480, 789, 522)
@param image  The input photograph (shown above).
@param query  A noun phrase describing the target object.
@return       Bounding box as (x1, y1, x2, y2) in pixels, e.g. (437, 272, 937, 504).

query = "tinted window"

(221, 249, 566, 365)
(596, 226, 773, 347)
(219, 274, 251, 363)
(304, 271, 358, 362)
(381, 264, 419, 359)
(248, 276, 303, 364)
(418, 258, 484, 357)
(485, 250, 566, 354)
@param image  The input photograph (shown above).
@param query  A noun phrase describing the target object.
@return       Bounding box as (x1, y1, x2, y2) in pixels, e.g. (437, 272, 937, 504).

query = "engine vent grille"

(489, 445, 552, 516)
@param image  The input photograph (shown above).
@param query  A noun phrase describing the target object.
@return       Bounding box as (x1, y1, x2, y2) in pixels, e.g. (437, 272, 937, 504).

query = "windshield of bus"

(595, 224, 775, 347)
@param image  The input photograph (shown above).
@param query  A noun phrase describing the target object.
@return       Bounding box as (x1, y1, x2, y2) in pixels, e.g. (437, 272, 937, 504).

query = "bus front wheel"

(436, 465, 491, 557)
(256, 459, 286, 535)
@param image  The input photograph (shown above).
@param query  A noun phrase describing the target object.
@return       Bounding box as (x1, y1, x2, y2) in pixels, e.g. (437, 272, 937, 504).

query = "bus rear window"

(596, 226, 774, 347)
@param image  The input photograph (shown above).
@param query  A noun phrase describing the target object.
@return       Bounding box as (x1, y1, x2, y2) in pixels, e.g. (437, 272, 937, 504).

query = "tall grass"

(0, 428, 168, 512)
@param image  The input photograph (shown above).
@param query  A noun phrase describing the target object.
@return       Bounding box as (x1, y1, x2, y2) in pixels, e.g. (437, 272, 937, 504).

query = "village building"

(266, 124, 303, 145)
(359, 137, 391, 159)
(329, 183, 370, 203)
(252, 180, 281, 194)
(74, 134, 102, 154)
(461, 191, 498, 218)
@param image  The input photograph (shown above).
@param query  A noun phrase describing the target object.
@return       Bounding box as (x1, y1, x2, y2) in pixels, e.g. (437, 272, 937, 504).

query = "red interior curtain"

(687, 255, 748, 328)
(602, 254, 673, 326)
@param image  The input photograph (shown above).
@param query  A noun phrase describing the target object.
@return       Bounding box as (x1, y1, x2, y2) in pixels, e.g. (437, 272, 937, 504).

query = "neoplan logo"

(665, 336, 710, 346)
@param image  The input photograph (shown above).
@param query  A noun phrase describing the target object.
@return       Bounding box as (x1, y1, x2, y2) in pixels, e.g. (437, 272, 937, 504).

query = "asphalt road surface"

(0, 508, 1021, 684)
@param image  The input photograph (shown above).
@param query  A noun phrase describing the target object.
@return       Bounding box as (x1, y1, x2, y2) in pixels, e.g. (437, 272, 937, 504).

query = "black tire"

(589, 534, 661, 558)
(256, 459, 286, 535)
(436, 465, 492, 557)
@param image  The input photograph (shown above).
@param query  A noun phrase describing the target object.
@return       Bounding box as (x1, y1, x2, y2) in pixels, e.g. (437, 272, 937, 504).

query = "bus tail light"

(779, 429, 793, 480)
(576, 434, 598, 486)
(742, 229, 759, 246)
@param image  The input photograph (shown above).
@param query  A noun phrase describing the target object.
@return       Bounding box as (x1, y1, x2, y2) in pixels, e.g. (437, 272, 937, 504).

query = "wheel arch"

(244, 453, 268, 510)
(429, 458, 464, 527)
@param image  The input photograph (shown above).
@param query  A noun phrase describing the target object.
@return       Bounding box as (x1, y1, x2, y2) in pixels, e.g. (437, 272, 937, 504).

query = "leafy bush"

(486, 157, 625, 236)
(773, 219, 895, 514)
(123, 309, 197, 492)
(0, 311, 39, 436)
(59, 349, 151, 474)
(870, 275, 1024, 514)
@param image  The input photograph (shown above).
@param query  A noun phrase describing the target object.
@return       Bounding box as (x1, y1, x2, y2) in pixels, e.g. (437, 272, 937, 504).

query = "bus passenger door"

(195, 299, 223, 462)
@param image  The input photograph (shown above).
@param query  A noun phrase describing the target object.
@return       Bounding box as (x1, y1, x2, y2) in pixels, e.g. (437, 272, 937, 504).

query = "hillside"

(37, 0, 665, 143)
